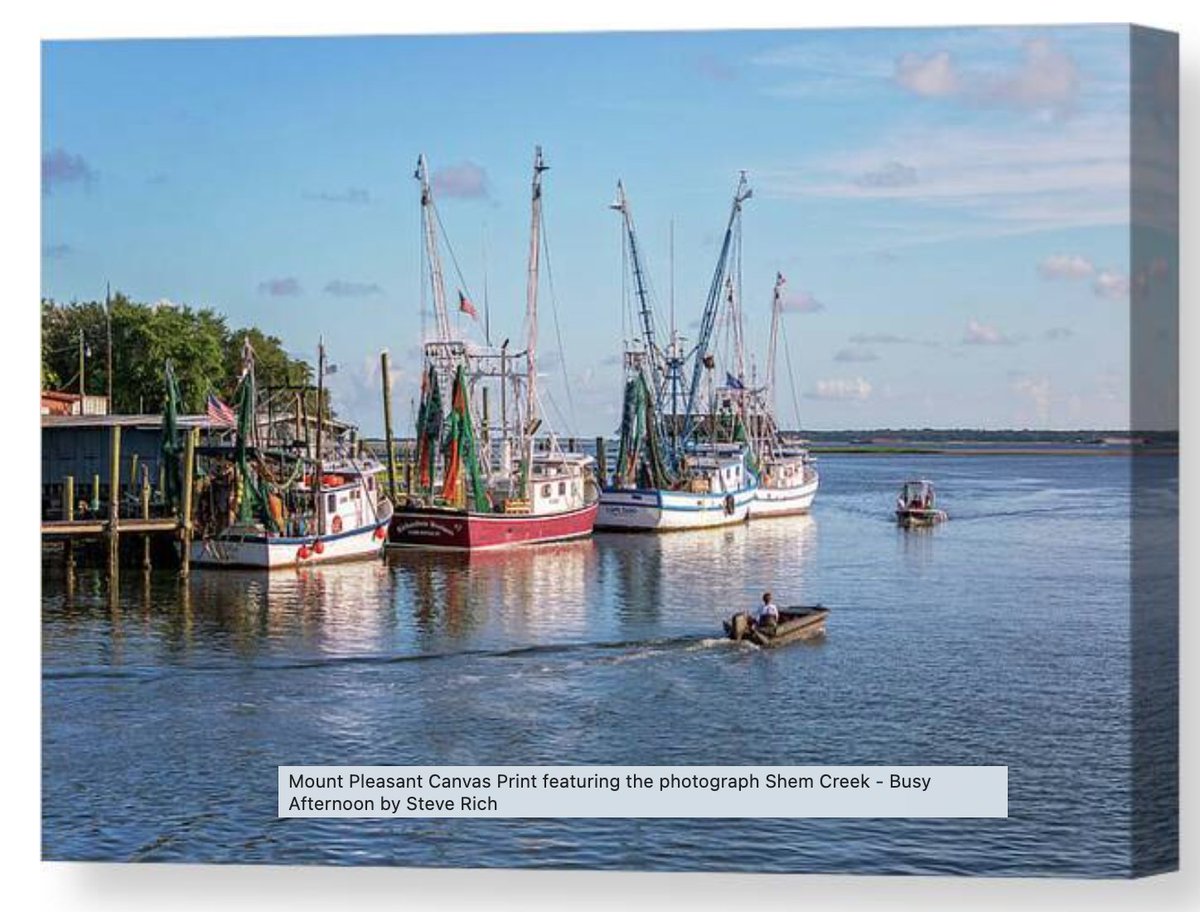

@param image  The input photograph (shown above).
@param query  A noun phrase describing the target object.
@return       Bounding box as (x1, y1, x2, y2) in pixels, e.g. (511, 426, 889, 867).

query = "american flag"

(458, 290, 478, 320)
(206, 394, 236, 427)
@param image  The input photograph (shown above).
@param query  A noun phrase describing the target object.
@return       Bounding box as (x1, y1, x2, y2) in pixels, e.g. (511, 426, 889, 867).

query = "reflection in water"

(387, 541, 596, 649)
(41, 455, 1163, 875)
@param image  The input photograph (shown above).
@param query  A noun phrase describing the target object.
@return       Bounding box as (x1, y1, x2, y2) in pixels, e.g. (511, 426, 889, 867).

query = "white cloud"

(1093, 270, 1130, 300)
(1011, 373, 1052, 424)
(895, 51, 959, 97)
(781, 290, 825, 313)
(893, 38, 1079, 119)
(963, 320, 1016, 345)
(1038, 253, 1095, 280)
(805, 377, 872, 401)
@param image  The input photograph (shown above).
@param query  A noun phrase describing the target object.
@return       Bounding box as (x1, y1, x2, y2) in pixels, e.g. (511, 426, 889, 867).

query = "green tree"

(41, 293, 314, 415)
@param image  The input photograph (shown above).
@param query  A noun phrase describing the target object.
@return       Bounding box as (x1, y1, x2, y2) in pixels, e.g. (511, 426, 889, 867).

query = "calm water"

(41, 454, 1177, 875)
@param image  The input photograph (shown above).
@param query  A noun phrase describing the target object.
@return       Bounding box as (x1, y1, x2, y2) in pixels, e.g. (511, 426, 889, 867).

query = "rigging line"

(419, 201, 428, 343)
(431, 201, 477, 327)
(538, 208, 578, 434)
(780, 317, 803, 432)
(539, 385, 572, 441)
(620, 217, 630, 349)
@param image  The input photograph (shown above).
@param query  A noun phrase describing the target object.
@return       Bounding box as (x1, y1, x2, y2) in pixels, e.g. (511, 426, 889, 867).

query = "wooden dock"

(42, 424, 197, 578)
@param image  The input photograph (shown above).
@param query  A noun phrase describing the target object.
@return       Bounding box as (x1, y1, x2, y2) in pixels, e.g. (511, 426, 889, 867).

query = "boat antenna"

(482, 221, 492, 347)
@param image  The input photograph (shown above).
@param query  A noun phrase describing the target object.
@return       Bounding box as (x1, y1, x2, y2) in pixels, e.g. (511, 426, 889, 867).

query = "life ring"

(331, 514, 344, 534)
(723, 494, 735, 516)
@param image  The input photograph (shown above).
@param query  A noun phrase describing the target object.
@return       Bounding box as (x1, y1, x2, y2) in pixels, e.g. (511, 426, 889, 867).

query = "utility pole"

(78, 328, 85, 398)
(105, 282, 114, 413)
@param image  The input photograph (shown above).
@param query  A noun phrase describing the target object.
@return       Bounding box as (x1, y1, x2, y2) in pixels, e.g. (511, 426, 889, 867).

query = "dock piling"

(180, 427, 196, 580)
(380, 351, 397, 500)
(108, 426, 121, 580)
(141, 479, 152, 571)
(595, 436, 607, 480)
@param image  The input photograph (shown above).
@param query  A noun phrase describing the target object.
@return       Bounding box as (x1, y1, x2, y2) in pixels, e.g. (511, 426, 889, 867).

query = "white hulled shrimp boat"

(388, 148, 599, 551)
(745, 274, 820, 517)
(185, 342, 392, 569)
(596, 175, 759, 532)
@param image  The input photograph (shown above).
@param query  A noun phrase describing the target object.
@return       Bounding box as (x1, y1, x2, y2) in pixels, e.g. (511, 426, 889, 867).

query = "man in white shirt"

(756, 591, 780, 631)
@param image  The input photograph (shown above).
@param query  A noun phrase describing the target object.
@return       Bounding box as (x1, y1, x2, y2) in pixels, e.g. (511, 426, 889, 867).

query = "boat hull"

(596, 484, 756, 532)
(750, 472, 819, 518)
(387, 501, 598, 551)
(189, 517, 389, 569)
(896, 508, 948, 527)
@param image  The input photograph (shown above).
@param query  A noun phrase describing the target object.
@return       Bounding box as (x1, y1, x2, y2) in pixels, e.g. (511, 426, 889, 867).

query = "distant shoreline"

(807, 445, 1178, 457)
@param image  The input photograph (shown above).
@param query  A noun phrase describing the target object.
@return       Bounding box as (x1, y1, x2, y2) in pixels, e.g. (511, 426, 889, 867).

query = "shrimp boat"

(596, 175, 759, 532)
(895, 479, 948, 527)
(184, 342, 392, 569)
(388, 148, 599, 551)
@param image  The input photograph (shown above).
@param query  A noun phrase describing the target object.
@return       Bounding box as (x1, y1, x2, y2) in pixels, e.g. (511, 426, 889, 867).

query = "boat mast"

(610, 181, 661, 401)
(314, 338, 325, 534)
(682, 171, 751, 445)
(524, 146, 548, 446)
(765, 272, 785, 408)
(414, 155, 453, 343)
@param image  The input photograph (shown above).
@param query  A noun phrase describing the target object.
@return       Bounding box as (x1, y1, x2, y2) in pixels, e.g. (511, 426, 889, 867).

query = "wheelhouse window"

(327, 494, 337, 513)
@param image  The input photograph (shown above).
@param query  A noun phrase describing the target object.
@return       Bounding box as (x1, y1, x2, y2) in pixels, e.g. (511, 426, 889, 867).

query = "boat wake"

(43, 632, 738, 683)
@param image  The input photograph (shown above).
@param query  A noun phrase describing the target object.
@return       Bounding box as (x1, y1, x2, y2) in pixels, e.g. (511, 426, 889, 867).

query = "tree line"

(41, 293, 314, 414)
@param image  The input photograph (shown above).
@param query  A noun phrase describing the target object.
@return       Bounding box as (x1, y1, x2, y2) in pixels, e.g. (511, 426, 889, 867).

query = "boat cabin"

(898, 479, 937, 510)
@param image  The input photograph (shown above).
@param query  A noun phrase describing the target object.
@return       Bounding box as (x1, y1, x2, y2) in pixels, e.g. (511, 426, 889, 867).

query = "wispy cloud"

(855, 161, 918, 189)
(325, 279, 383, 298)
(1044, 326, 1073, 340)
(42, 148, 96, 195)
(805, 377, 872, 400)
(1011, 372, 1052, 424)
(43, 243, 74, 259)
(305, 187, 371, 205)
(834, 346, 879, 363)
(849, 332, 938, 348)
(695, 54, 737, 82)
(758, 111, 1129, 241)
(258, 277, 302, 297)
(1038, 253, 1095, 280)
(431, 162, 489, 199)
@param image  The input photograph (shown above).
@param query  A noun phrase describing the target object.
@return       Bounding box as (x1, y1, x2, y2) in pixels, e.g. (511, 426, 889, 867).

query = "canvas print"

(41, 24, 1177, 875)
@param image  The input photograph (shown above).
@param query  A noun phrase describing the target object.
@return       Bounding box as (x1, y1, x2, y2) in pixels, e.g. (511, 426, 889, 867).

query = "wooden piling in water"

(180, 427, 196, 579)
(108, 426, 121, 580)
(595, 437, 607, 480)
(91, 474, 100, 514)
(64, 475, 75, 567)
(380, 351, 397, 499)
(141, 480, 152, 570)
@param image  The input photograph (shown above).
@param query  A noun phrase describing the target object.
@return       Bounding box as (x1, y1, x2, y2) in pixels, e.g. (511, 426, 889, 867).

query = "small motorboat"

(895, 479, 948, 527)
(723, 605, 828, 647)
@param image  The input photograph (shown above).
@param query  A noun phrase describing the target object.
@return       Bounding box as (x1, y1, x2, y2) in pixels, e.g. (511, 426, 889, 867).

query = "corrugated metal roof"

(41, 414, 213, 430)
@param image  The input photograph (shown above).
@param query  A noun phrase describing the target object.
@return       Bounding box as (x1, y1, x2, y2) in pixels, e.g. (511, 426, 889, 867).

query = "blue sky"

(42, 26, 1147, 433)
